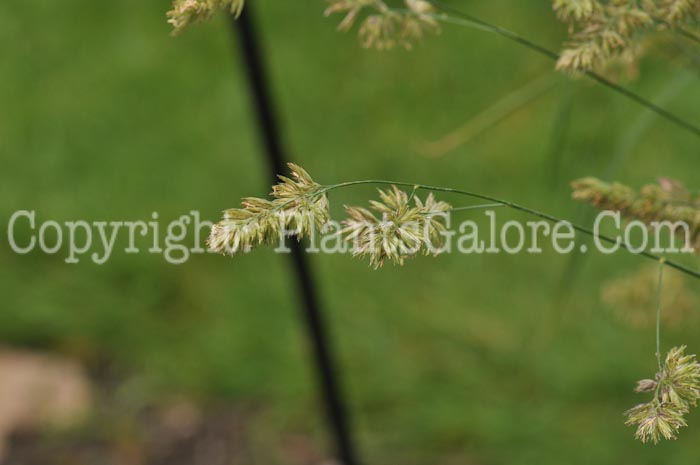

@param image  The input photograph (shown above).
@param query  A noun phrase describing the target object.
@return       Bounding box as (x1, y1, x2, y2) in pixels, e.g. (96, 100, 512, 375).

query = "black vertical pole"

(229, 7, 360, 465)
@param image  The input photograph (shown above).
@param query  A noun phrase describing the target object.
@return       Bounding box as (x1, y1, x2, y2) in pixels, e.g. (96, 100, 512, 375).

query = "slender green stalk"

(677, 26, 700, 46)
(406, 184, 420, 204)
(450, 203, 505, 212)
(422, 74, 558, 157)
(656, 258, 666, 371)
(545, 84, 574, 190)
(424, 3, 700, 140)
(319, 180, 700, 280)
(555, 72, 693, 301)
(651, 17, 700, 47)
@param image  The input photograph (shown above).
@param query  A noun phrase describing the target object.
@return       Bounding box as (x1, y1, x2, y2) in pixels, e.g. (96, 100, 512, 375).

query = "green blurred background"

(1, 0, 699, 464)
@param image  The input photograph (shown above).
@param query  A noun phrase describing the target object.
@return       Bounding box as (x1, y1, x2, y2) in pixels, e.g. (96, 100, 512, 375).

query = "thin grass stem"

(450, 203, 505, 212)
(423, 3, 700, 139)
(656, 258, 666, 370)
(320, 180, 700, 280)
(677, 26, 700, 46)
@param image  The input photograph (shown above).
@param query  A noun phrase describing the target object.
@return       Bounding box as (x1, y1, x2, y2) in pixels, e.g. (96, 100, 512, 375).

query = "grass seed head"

(208, 163, 329, 256)
(342, 186, 451, 268)
(626, 346, 700, 443)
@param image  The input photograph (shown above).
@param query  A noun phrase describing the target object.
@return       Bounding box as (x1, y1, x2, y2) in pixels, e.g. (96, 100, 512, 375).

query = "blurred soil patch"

(0, 348, 326, 465)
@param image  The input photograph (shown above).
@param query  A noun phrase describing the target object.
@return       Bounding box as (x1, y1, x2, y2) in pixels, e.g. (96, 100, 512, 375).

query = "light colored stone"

(0, 348, 92, 458)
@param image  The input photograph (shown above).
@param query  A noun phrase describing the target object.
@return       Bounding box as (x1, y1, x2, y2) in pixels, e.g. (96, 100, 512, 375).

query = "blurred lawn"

(1, 0, 700, 464)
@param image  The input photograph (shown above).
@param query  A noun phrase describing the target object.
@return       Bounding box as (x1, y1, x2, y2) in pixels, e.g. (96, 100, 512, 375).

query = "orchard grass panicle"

(168, 0, 246, 34)
(553, 0, 700, 72)
(626, 346, 700, 443)
(210, 164, 453, 265)
(208, 163, 329, 256)
(342, 186, 451, 268)
(571, 177, 700, 251)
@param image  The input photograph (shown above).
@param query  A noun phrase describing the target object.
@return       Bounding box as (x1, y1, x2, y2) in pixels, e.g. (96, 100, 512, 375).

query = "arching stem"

(318, 180, 700, 280)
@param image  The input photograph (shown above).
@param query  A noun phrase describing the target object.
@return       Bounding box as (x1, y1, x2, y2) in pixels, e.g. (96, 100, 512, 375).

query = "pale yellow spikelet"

(342, 186, 451, 268)
(208, 163, 329, 256)
(553, 0, 599, 21)
(653, 0, 700, 25)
